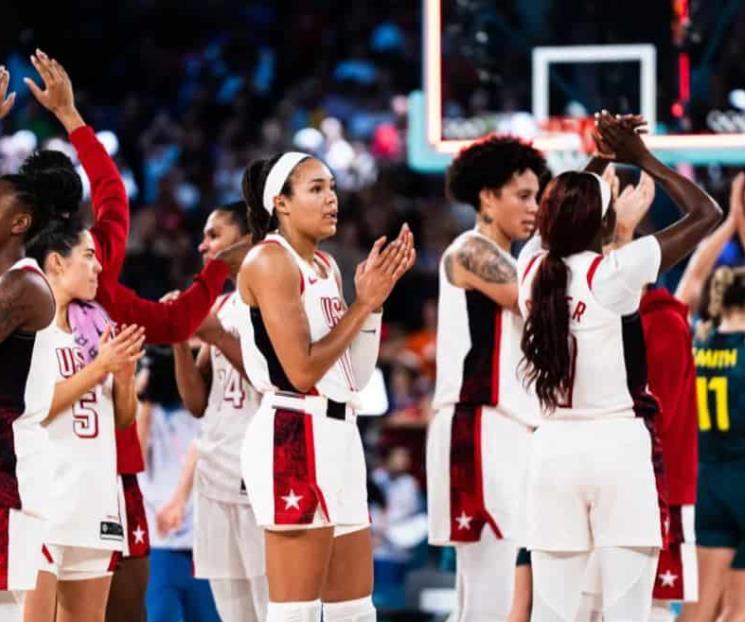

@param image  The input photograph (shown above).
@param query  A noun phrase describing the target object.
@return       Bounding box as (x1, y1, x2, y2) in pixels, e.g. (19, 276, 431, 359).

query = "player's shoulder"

(243, 238, 297, 274)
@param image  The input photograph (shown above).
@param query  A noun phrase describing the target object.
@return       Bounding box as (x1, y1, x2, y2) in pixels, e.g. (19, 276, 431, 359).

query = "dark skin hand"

(596, 111, 722, 273)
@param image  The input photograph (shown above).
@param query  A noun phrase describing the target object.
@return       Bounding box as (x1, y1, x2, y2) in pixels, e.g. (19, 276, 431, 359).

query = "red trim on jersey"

(304, 414, 331, 521)
(0, 509, 9, 589)
(474, 407, 503, 539)
(586, 255, 604, 289)
(315, 251, 332, 268)
(521, 254, 541, 284)
(490, 310, 503, 405)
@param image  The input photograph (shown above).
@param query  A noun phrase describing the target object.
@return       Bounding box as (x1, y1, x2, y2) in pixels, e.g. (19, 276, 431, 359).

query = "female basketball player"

(518, 112, 721, 621)
(686, 267, 745, 622)
(237, 152, 415, 622)
(426, 135, 548, 622)
(169, 201, 268, 622)
(0, 66, 58, 621)
(24, 50, 249, 622)
(20, 169, 145, 622)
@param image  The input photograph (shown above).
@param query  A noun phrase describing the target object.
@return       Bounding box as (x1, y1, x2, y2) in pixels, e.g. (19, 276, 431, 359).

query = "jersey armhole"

(586, 255, 604, 289)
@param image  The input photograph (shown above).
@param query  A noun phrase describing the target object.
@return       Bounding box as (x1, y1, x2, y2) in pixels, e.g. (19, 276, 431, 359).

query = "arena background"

(2, 1, 745, 619)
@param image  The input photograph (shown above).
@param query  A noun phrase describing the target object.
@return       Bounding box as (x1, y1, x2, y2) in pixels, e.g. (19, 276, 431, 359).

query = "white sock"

(323, 596, 376, 622)
(266, 599, 321, 622)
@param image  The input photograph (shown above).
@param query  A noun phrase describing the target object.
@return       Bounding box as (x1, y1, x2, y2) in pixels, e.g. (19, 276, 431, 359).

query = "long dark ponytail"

(521, 172, 605, 411)
(241, 154, 310, 241)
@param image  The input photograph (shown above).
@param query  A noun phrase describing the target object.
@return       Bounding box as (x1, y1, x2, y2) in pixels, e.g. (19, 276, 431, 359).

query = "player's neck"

(475, 220, 511, 252)
(719, 311, 745, 333)
(278, 227, 317, 264)
(0, 243, 25, 274)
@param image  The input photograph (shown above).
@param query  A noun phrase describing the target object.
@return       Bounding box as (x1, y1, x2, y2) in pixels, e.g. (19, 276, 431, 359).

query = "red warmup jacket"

(70, 126, 229, 473)
(640, 288, 698, 506)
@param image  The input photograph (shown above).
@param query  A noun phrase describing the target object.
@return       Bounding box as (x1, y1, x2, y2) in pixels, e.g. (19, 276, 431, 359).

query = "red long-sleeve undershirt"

(69, 125, 230, 344)
(70, 125, 229, 474)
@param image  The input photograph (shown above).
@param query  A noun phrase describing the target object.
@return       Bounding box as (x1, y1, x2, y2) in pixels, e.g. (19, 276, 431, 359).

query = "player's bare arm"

(172, 341, 212, 418)
(446, 235, 519, 311)
(240, 231, 411, 392)
(0, 269, 54, 342)
(597, 112, 722, 272)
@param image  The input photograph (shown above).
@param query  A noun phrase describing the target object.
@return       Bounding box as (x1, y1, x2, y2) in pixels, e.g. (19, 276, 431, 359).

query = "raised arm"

(96, 259, 230, 344)
(26, 51, 129, 285)
(597, 112, 722, 273)
(242, 226, 414, 393)
(675, 172, 743, 311)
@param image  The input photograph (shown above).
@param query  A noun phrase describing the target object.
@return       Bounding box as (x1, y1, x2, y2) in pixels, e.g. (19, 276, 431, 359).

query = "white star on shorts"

(282, 489, 303, 510)
(133, 524, 145, 544)
(659, 570, 678, 587)
(455, 511, 473, 530)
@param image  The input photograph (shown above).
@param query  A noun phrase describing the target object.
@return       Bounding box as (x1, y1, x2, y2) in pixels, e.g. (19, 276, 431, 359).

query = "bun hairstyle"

(520, 172, 605, 412)
(697, 266, 745, 339)
(240, 153, 311, 241)
(447, 135, 549, 211)
(19, 150, 85, 265)
(215, 200, 250, 236)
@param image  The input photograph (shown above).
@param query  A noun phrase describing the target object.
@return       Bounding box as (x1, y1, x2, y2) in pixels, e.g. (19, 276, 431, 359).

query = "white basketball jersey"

(3, 258, 56, 519)
(44, 326, 122, 550)
(239, 233, 359, 402)
(196, 292, 260, 504)
(432, 231, 540, 427)
(518, 235, 662, 419)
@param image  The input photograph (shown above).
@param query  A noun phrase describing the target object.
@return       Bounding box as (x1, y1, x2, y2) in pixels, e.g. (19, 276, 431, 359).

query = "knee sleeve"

(597, 547, 659, 622)
(322, 596, 375, 622)
(531, 550, 591, 622)
(267, 599, 321, 622)
(456, 530, 518, 621)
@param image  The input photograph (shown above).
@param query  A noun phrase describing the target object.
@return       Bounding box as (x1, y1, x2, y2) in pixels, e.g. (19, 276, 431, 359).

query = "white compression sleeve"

(349, 313, 382, 388)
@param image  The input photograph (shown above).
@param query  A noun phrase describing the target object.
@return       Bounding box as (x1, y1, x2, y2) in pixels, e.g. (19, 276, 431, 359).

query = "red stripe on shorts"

(448, 405, 502, 542)
(304, 415, 331, 521)
(272, 409, 318, 525)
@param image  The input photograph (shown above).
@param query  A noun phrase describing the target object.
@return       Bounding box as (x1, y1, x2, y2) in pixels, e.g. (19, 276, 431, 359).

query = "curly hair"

(446, 134, 549, 211)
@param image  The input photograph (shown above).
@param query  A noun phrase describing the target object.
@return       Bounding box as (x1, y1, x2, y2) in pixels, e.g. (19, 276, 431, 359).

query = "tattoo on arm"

(456, 236, 517, 284)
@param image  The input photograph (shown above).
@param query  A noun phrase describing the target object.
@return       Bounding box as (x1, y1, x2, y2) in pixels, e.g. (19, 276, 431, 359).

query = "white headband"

(262, 152, 310, 214)
(585, 172, 612, 217)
